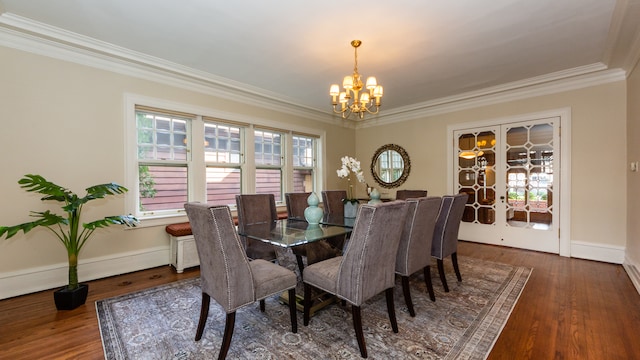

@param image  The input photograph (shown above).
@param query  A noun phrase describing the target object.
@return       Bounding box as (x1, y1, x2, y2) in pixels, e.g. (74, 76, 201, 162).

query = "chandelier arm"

(342, 107, 353, 119)
(332, 105, 348, 115)
(364, 105, 380, 115)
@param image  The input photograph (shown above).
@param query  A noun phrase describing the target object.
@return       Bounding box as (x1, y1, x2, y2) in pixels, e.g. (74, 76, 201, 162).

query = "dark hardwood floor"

(1, 241, 639, 359)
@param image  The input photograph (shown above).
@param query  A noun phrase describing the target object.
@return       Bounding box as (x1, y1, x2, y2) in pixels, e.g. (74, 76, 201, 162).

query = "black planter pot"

(54, 283, 89, 310)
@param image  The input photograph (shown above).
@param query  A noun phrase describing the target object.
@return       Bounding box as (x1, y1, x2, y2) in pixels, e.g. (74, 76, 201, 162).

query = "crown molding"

(0, 13, 342, 126)
(356, 66, 626, 129)
(0, 13, 631, 131)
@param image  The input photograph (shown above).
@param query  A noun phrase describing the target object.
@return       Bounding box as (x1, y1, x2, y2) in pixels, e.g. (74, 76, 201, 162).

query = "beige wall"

(627, 62, 640, 265)
(0, 46, 353, 276)
(357, 81, 628, 249)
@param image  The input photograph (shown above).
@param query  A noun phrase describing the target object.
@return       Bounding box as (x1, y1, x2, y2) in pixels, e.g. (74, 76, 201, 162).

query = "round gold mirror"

(370, 144, 411, 189)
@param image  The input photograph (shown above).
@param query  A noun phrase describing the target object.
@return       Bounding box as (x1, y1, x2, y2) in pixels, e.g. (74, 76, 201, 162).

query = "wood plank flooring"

(1, 241, 639, 359)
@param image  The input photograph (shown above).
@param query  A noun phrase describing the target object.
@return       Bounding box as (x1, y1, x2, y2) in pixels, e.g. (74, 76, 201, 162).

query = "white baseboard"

(623, 257, 640, 295)
(570, 241, 625, 264)
(0, 246, 170, 300)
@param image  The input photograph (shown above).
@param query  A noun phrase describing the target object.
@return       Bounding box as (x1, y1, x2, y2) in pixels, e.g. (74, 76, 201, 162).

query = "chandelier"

(329, 40, 383, 120)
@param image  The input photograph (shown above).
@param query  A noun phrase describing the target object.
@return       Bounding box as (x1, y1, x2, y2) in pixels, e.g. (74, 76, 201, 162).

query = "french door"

(455, 117, 560, 253)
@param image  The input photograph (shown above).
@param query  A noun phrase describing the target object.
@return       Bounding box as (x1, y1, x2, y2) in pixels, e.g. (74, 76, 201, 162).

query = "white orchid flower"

(336, 156, 367, 199)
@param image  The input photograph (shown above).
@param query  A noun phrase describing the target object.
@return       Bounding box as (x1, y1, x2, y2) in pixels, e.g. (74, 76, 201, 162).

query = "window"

(205, 121, 242, 206)
(255, 129, 283, 201)
(126, 95, 323, 222)
(136, 110, 191, 216)
(292, 135, 315, 192)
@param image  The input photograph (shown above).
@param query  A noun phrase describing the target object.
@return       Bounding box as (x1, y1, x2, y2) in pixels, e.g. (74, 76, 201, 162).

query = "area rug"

(97, 257, 531, 359)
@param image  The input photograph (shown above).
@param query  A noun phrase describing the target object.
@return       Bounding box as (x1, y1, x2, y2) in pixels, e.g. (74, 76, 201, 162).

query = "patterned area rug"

(97, 257, 530, 359)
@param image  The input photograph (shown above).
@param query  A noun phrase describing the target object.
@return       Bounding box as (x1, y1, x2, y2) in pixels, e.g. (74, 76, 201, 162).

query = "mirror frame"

(370, 144, 411, 189)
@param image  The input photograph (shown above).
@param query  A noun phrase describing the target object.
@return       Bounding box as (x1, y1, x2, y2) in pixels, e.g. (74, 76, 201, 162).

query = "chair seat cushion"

(303, 256, 343, 294)
(250, 259, 297, 300)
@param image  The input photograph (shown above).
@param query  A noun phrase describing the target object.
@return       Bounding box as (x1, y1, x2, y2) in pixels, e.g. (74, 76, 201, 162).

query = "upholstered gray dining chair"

(395, 189, 428, 200)
(235, 194, 278, 261)
(321, 190, 347, 217)
(184, 203, 298, 360)
(303, 201, 409, 358)
(395, 196, 441, 316)
(431, 193, 469, 292)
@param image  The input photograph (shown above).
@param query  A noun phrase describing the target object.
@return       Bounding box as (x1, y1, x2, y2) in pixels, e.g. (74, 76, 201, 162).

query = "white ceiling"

(1, 0, 639, 121)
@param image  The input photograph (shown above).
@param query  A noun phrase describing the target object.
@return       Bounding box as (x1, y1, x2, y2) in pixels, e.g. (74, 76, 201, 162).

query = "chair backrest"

(336, 200, 409, 306)
(395, 196, 442, 276)
(235, 194, 279, 260)
(396, 190, 428, 200)
(285, 192, 311, 218)
(235, 194, 278, 232)
(322, 190, 347, 216)
(431, 193, 468, 259)
(184, 203, 255, 313)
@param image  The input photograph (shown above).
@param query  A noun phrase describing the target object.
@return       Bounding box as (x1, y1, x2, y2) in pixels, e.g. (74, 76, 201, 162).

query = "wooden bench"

(166, 211, 289, 273)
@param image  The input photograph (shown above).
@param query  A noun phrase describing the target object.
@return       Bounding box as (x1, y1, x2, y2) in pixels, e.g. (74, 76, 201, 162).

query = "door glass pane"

(457, 130, 496, 224)
(505, 123, 553, 230)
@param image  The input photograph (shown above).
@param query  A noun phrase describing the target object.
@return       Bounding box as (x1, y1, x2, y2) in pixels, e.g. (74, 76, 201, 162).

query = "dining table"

(237, 217, 353, 315)
(283, 214, 356, 229)
(238, 218, 352, 248)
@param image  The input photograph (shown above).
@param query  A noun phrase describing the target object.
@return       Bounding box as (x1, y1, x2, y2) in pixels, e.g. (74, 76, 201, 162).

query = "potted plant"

(0, 174, 138, 310)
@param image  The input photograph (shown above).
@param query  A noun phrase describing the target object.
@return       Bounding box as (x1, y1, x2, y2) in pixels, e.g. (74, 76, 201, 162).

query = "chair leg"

(424, 266, 436, 302)
(351, 305, 367, 358)
(218, 312, 236, 360)
(288, 288, 298, 333)
(295, 254, 305, 280)
(385, 288, 399, 333)
(195, 293, 210, 341)
(437, 258, 450, 292)
(259, 299, 265, 312)
(401, 275, 415, 317)
(303, 283, 312, 326)
(452, 252, 462, 282)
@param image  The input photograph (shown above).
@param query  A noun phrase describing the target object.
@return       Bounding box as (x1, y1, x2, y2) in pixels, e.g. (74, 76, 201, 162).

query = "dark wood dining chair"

(303, 200, 409, 358)
(321, 190, 347, 217)
(395, 189, 428, 200)
(285, 192, 311, 221)
(285, 192, 312, 273)
(184, 203, 297, 360)
(431, 193, 469, 292)
(285, 192, 342, 277)
(320, 189, 350, 252)
(395, 196, 441, 316)
(235, 194, 278, 261)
